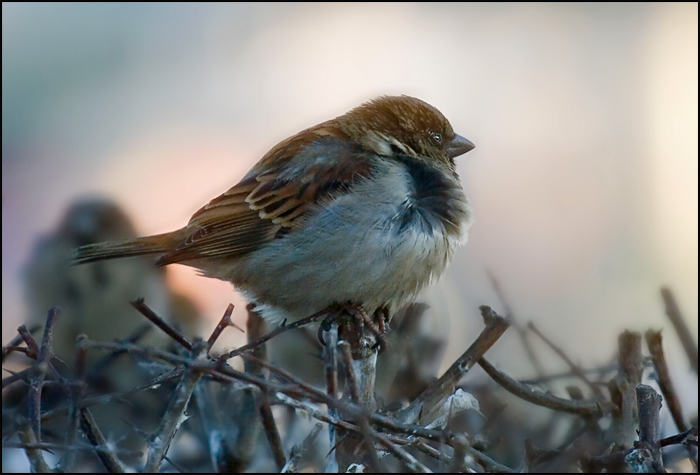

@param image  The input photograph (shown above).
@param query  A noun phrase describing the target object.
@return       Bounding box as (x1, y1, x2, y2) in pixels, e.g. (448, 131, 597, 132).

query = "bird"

(74, 95, 475, 325)
(23, 197, 201, 463)
(25, 197, 175, 363)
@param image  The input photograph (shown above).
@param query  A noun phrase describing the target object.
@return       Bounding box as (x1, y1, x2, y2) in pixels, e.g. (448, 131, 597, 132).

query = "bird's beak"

(446, 134, 475, 158)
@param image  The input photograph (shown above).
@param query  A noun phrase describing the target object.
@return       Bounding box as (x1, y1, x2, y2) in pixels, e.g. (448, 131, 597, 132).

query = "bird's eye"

(431, 133, 442, 144)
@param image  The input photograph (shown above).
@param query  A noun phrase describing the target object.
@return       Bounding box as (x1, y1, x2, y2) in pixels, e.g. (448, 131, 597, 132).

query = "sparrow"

(25, 197, 175, 363)
(23, 197, 196, 460)
(74, 95, 475, 324)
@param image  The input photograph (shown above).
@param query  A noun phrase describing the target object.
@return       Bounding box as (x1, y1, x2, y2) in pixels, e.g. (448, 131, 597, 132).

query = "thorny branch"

(3, 288, 697, 473)
(394, 305, 510, 424)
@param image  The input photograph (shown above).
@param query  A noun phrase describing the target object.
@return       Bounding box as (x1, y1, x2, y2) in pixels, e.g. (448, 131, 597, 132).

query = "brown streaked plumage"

(74, 95, 475, 323)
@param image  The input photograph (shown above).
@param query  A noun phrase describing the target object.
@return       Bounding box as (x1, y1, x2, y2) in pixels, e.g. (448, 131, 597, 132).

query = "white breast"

(227, 158, 472, 323)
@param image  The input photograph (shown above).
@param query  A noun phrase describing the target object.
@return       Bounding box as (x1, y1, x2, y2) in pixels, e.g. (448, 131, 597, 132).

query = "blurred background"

(3, 2, 697, 411)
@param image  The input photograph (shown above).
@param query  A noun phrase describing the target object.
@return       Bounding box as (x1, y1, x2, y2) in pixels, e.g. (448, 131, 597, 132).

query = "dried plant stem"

(144, 341, 207, 473)
(324, 324, 339, 400)
(625, 384, 664, 472)
(87, 322, 153, 377)
(660, 287, 698, 375)
(660, 426, 698, 447)
(206, 303, 237, 350)
(323, 324, 340, 470)
(608, 331, 644, 448)
(16, 424, 52, 473)
(259, 390, 286, 470)
(282, 422, 323, 473)
(645, 330, 688, 432)
(371, 424, 432, 473)
(41, 367, 183, 423)
(28, 308, 60, 442)
(79, 408, 126, 473)
(18, 324, 41, 359)
(232, 305, 268, 471)
(479, 358, 610, 416)
(2, 324, 40, 363)
(61, 335, 88, 472)
(218, 306, 331, 362)
(353, 349, 378, 408)
(2, 365, 38, 389)
(131, 298, 193, 351)
(339, 341, 360, 402)
(396, 306, 510, 424)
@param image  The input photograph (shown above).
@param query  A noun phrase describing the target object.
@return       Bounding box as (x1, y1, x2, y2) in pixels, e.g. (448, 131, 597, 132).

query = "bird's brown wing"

(156, 123, 374, 266)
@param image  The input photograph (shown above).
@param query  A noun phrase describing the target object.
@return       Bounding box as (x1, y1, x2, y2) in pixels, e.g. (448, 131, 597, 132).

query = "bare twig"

(40, 367, 183, 423)
(233, 304, 268, 471)
(79, 408, 126, 473)
(2, 365, 38, 389)
(79, 340, 275, 391)
(87, 322, 153, 377)
(81, 341, 328, 448)
(2, 324, 41, 363)
(402, 432, 515, 472)
(61, 334, 88, 472)
(371, 425, 432, 473)
(324, 324, 339, 401)
(281, 422, 323, 473)
(645, 329, 688, 432)
(323, 324, 340, 468)
(608, 331, 644, 448)
(352, 347, 378, 409)
(206, 303, 238, 350)
(358, 419, 389, 473)
(412, 439, 449, 464)
(395, 306, 510, 424)
(248, 354, 457, 442)
(1, 346, 32, 357)
(624, 385, 664, 473)
(18, 324, 41, 359)
(478, 358, 610, 416)
(218, 306, 331, 362)
(341, 307, 379, 410)
(660, 287, 698, 375)
(259, 391, 286, 470)
(144, 340, 207, 472)
(273, 392, 360, 433)
(4, 441, 140, 455)
(28, 307, 60, 441)
(660, 426, 698, 448)
(163, 454, 189, 473)
(131, 298, 193, 351)
(16, 424, 52, 473)
(339, 341, 360, 402)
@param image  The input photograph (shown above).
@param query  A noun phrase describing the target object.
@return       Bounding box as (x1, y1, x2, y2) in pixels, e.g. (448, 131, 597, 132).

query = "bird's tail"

(73, 234, 173, 265)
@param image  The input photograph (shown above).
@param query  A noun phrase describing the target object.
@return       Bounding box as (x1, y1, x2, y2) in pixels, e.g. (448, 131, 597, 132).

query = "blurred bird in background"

(20, 196, 200, 462)
(24, 197, 173, 363)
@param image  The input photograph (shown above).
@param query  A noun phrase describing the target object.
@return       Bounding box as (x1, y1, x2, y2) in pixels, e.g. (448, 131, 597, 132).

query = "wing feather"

(156, 124, 374, 266)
